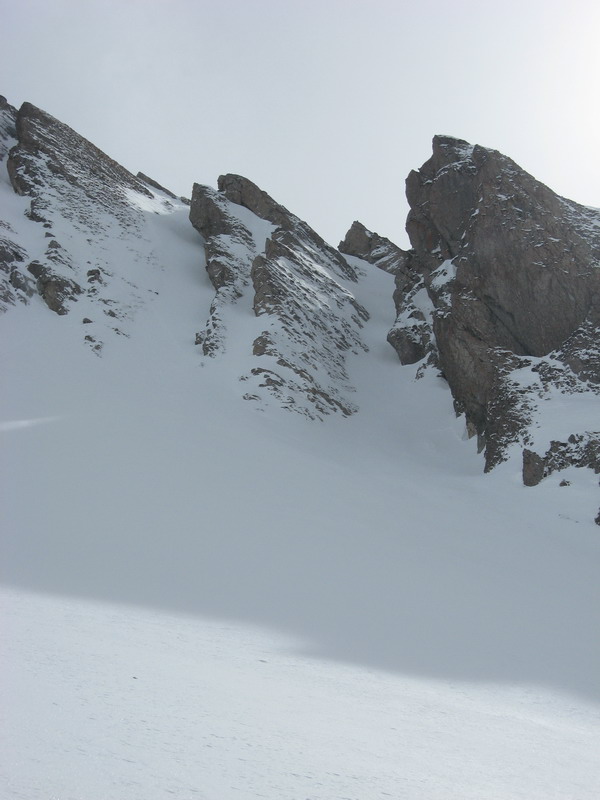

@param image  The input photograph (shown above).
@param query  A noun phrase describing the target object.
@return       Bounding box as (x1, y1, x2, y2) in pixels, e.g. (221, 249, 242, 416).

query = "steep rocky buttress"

(189, 174, 369, 419)
(342, 136, 600, 501)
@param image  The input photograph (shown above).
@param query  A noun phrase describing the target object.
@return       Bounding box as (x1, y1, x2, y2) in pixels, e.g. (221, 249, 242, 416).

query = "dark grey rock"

(87, 269, 103, 284)
(339, 220, 409, 274)
(27, 261, 82, 315)
(218, 174, 358, 283)
(339, 222, 433, 366)
(523, 449, 546, 486)
(545, 434, 600, 476)
(1, 235, 26, 270)
(218, 174, 291, 229)
(523, 434, 600, 489)
(188, 182, 258, 355)
(395, 135, 600, 471)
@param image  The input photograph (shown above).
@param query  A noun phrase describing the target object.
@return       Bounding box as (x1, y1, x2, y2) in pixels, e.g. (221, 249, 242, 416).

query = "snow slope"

(3, 588, 600, 800)
(2, 181, 600, 797)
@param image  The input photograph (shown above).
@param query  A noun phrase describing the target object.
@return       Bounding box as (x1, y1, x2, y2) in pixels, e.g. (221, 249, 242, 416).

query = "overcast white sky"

(2, 0, 599, 246)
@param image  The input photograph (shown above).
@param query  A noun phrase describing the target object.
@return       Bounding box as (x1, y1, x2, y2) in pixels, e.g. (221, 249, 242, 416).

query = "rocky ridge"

(0, 96, 188, 351)
(190, 175, 369, 418)
(1, 93, 598, 512)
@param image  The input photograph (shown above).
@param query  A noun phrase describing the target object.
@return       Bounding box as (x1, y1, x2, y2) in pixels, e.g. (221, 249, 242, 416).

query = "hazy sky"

(2, 0, 599, 246)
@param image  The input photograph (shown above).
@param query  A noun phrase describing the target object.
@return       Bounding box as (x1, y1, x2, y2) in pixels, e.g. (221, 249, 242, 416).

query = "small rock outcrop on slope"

(339, 221, 436, 367)
(339, 221, 406, 275)
(382, 135, 600, 494)
(190, 175, 369, 418)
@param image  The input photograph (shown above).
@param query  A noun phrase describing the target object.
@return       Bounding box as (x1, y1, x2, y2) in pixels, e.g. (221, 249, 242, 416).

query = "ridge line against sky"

(2, 0, 599, 246)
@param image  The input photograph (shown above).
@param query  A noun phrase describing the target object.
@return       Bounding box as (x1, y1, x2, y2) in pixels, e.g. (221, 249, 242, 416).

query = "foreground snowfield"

(2, 202, 600, 798)
(3, 587, 599, 800)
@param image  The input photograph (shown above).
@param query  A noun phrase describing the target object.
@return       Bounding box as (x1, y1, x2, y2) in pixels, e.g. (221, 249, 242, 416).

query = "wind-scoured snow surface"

(2, 184, 600, 797)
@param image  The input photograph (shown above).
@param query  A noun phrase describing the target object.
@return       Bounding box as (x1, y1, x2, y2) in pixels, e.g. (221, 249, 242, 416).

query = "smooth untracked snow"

(2, 199, 600, 799)
(3, 587, 599, 800)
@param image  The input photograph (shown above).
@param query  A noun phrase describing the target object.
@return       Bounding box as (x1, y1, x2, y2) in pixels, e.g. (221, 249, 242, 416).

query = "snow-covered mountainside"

(2, 96, 600, 799)
(1, 96, 192, 350)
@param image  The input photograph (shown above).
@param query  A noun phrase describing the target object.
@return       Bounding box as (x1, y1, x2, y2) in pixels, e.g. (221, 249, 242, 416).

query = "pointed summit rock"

(392, 134, 600, 472)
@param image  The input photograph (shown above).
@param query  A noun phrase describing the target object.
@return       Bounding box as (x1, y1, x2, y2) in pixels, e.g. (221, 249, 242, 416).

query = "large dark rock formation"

(339, 136, 599, 516)
(0, 95, 17, 162)
(359, 135, 600, 473)
(405, 137, 599, 431)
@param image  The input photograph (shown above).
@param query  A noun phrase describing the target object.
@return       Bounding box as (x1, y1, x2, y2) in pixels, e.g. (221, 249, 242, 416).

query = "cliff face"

(344, 136, 599, 477)
(406, 136, 599, 424)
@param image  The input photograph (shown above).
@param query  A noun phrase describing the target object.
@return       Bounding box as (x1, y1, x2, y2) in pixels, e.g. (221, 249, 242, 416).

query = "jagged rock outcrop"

(339, 221, 406, 275)
(27, 260, 82, 315)
(7, 101, 153, 218)
(523, 434, 600, 487)
(189, 181, 270, 355)
(218, 174, 358, 283)
(1, 96, 187, 347)
(385, 258, 439, 369)
(386, 135, 600, 475)
(339, 220, 436, 367)
(0, 234, 32, 308)
(190, 175, 369, 418)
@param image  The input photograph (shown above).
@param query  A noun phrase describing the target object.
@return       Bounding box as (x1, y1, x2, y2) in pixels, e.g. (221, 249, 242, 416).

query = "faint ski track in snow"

(0, 415, 60, 432)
